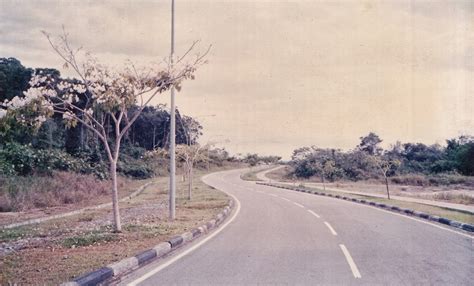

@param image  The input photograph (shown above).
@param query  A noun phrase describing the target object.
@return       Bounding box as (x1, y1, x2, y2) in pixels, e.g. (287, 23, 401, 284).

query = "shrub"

(117, 159, 154, 179)
(0, 142, 108, 178)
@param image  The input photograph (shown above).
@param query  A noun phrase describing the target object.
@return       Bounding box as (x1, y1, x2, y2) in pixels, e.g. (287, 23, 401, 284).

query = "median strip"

(60, 199, 236, 286)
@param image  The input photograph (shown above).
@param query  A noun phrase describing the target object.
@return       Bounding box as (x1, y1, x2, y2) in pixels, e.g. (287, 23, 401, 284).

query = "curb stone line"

(60, 199, 235, 286)
(257, 182, 474, 233)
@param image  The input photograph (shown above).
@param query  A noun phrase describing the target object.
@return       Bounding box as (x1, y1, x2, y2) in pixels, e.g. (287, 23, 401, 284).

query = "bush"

(117, 159, 154, 179)
(0, 142, 108, 178)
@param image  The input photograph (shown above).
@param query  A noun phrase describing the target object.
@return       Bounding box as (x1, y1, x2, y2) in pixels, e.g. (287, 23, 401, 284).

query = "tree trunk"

(385, 176, 390, 200)
(48, 121, 53, 149)
(110, 160, 122, 232)
(322, 174, 326, 191)
(188, 165, 193, 200)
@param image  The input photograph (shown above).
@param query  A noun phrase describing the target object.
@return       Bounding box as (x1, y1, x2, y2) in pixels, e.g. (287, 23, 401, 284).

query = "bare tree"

(176, 143, 209, 200)
(369, 156, 401, 199)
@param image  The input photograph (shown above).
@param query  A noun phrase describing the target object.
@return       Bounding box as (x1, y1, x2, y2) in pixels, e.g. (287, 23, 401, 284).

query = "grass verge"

(0, 167, 231, 285)
(240, 166, 277, 181)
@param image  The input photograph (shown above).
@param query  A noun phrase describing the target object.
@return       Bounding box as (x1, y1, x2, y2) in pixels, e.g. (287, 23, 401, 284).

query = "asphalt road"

(119, 168, 473, 285)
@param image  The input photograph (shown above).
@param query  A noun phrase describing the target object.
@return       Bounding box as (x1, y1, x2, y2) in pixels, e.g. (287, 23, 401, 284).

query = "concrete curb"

(2, 182, 154, 230)
(257, 182, 474, 233)
(60, 198, 235, 286)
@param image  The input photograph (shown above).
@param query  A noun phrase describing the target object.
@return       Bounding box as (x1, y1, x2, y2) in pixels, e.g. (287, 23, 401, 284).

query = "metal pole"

(169, 0, 176, 220)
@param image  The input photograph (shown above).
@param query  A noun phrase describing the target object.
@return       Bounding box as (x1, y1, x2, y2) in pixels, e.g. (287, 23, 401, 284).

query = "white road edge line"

(293, 202, 305, 208)
(308, 210, 320, 218)
(127, 181, 242, 286)
(340, 244, 361, 278)
(324, 221, 338, 235)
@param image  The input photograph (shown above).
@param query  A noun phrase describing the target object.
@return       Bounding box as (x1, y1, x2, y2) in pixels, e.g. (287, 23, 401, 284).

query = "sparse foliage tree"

(1, 30, 207, 232)
(176, 143, 209, 200)
(368, 156, 400, 199)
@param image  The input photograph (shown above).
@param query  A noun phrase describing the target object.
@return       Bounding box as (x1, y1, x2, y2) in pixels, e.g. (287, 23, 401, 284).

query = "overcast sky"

(1, 0, 472, 159)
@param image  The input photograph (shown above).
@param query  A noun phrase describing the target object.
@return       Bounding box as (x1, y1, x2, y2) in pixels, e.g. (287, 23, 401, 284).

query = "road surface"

(119, 168, 473, 285)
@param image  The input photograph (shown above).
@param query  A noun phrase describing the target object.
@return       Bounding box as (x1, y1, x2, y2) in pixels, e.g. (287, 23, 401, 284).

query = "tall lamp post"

(169, 0, 176, 220)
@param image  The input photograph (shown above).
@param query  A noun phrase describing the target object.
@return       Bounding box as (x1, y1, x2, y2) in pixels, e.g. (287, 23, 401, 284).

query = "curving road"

(119, 168, 473, 285)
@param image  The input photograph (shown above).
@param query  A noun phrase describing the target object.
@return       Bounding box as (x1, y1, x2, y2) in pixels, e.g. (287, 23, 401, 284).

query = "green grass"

(0, 226, 32, 242)
(240, 171, 262, 181)
(61, 232, 118, 248)
(241, 166, 279, 182)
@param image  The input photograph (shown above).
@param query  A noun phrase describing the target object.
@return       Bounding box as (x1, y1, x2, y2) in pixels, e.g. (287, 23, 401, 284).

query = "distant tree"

(0, 58, 33, 102)
(178, 114, 203, 145)
(358, 132, 383, 155)
(309, 159, 336, 191)
(176, 143, 208, 200)
(446, 136, 474, 176)
(244, 153, 259, 166)
(368, 155, 400, 199)
(401, 143, 445, 174)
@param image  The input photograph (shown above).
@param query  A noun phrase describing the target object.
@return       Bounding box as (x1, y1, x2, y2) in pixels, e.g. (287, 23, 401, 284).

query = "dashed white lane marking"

(256, 191, 264, 194)
(280, 197, 291, 202)
(269, 194, 278, 197)
(308, 210, 321, 218)
(324, 221, 338, 236)
(340, 244, 362, 278)
(293, 202, 305, 208)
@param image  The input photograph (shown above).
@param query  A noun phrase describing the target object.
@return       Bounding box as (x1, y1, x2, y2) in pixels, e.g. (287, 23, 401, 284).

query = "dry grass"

(0, 167, 230, 285)
(0, 172, 114, 212)
(0, 175, 149, 226)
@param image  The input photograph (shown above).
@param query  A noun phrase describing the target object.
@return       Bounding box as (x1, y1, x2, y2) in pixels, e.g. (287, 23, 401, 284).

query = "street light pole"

(169, 0, 176, 220)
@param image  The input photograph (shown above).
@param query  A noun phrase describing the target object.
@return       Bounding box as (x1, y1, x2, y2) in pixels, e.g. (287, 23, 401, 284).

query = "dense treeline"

(0, 57, 202, 179)
(290, 132, 474, 185)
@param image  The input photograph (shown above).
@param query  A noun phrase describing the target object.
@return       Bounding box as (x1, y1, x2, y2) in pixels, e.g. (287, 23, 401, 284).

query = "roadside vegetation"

(240, 169, 263, 181)
(0, 38, 245, 284)
(277, 133, 473, 203)
(0, 166, 236, 285)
